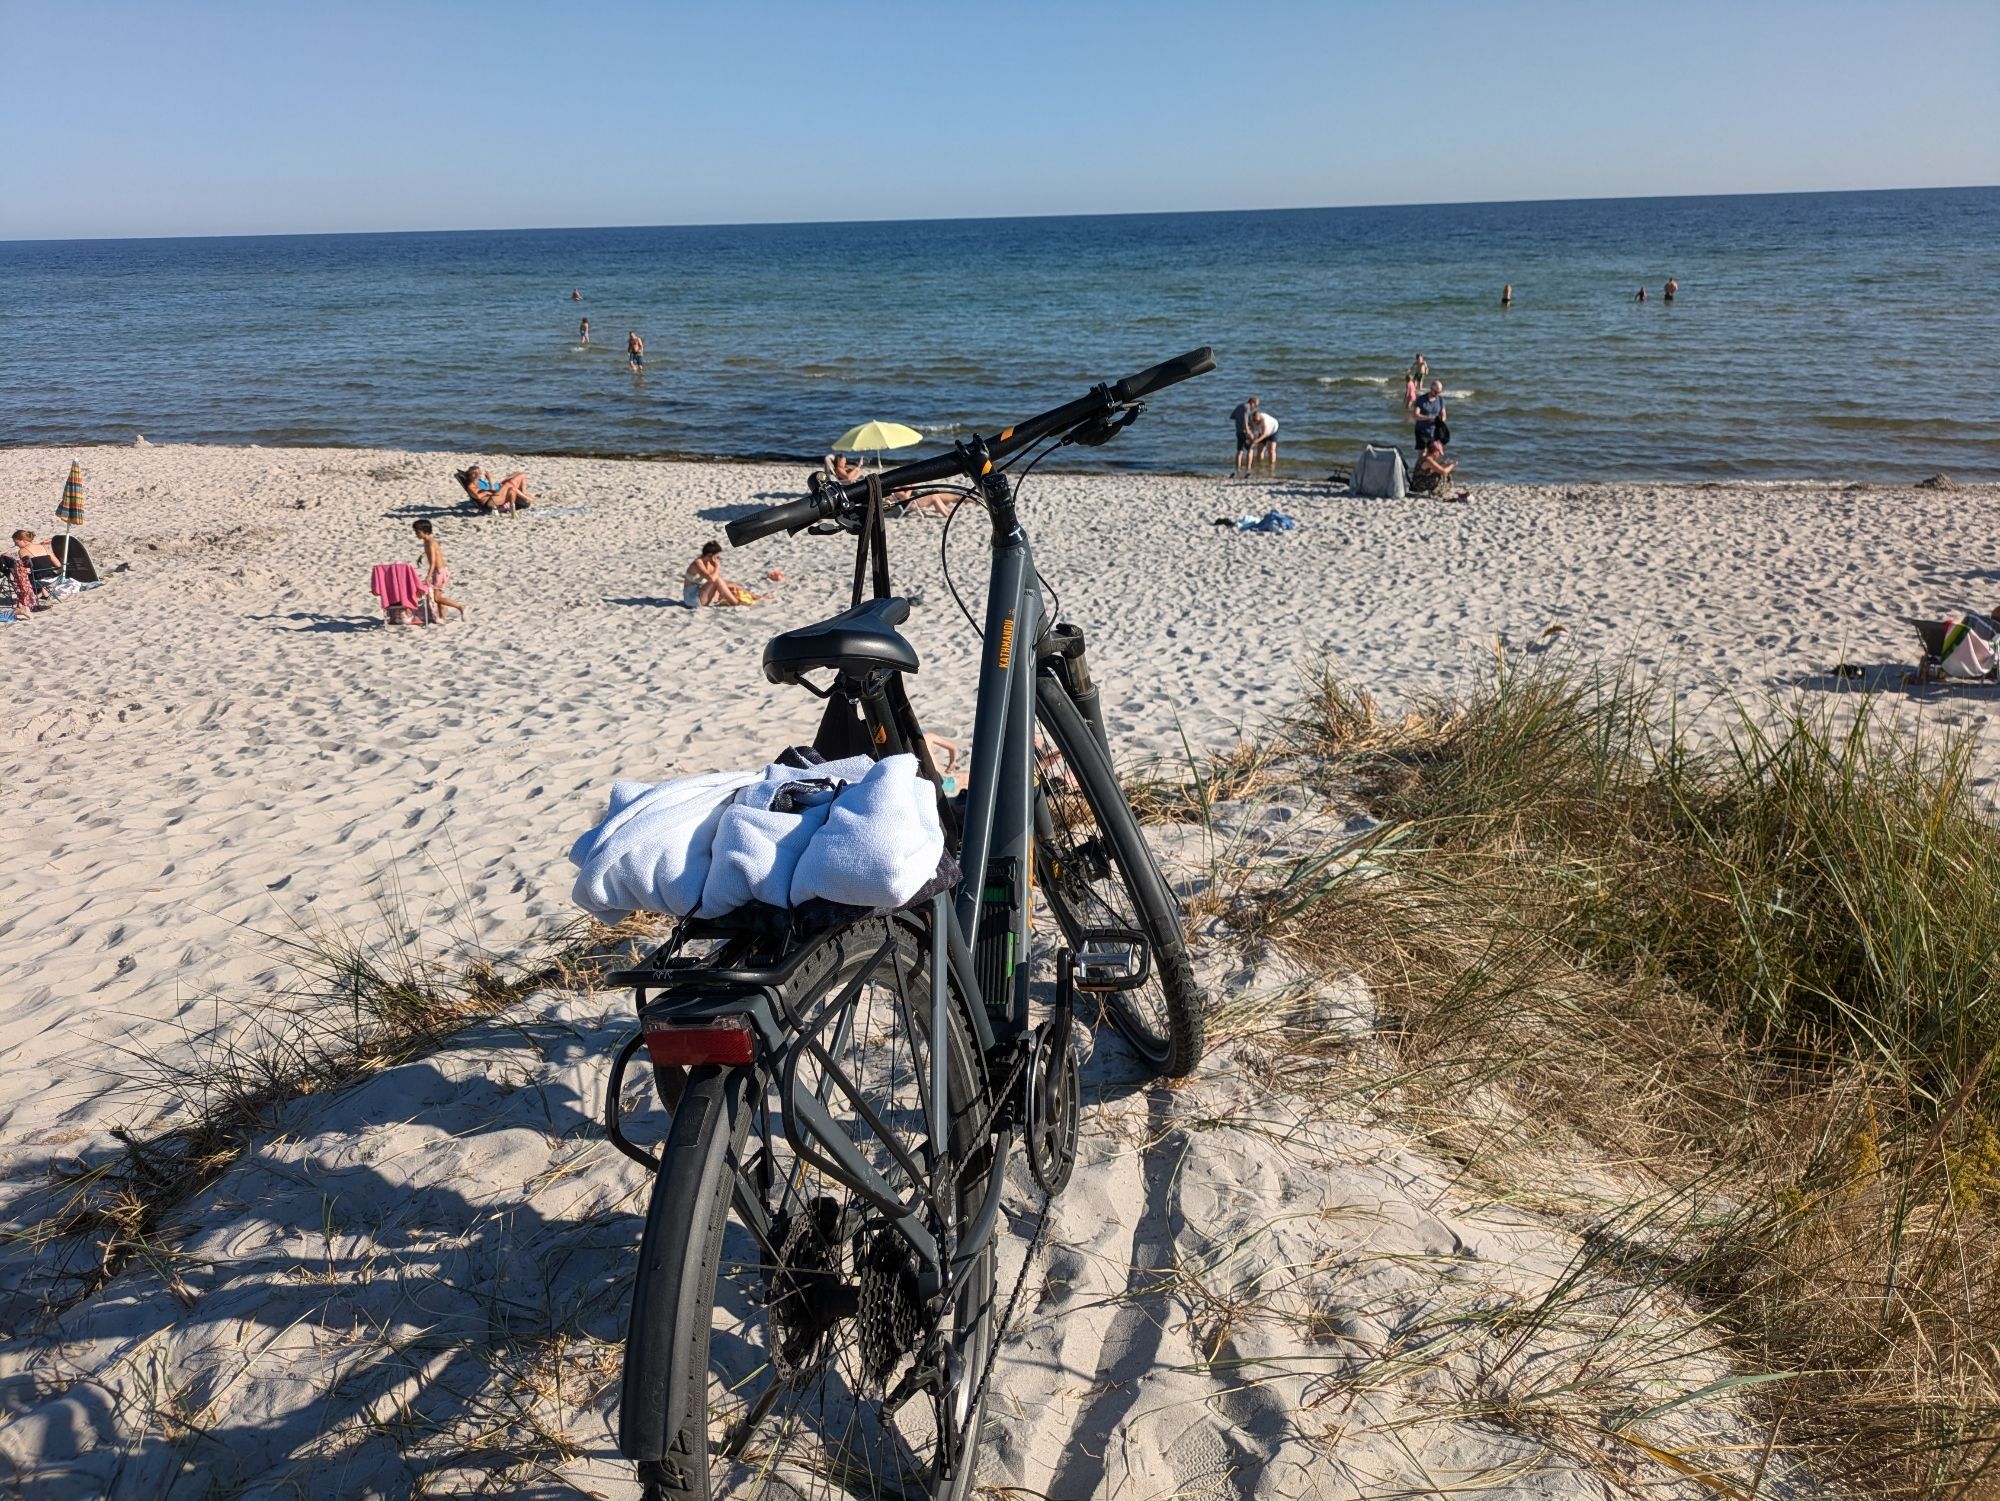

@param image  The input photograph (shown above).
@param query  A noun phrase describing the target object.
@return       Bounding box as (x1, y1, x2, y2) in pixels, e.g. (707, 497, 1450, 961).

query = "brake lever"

(1063, 403, 1142, 448)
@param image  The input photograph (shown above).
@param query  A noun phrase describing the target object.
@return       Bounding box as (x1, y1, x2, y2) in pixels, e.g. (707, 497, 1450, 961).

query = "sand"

(3, 441, 1988, 1494)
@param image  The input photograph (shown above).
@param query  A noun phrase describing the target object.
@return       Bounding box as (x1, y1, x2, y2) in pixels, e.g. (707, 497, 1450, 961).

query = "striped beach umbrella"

(56, 460, 84, 579)
(57, 461, 85, 526)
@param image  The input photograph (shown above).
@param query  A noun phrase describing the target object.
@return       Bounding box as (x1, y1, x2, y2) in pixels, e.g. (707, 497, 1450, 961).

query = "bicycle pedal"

(1073, 926, 1151, 992)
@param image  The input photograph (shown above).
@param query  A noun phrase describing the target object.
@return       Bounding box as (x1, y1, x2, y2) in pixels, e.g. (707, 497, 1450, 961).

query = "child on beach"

(684, 541, 753, 606)
(412, 519, 465, 620)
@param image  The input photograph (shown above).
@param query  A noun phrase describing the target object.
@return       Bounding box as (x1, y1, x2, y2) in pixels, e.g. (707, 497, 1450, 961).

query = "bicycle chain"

(952, 1175, 1056, 1468)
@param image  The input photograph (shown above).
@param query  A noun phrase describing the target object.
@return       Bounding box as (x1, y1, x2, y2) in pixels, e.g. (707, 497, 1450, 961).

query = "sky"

(4, 0, 1996, 240)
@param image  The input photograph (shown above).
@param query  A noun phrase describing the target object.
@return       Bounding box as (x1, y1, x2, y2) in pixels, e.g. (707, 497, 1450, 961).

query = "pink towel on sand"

(370, 562, 427, 612)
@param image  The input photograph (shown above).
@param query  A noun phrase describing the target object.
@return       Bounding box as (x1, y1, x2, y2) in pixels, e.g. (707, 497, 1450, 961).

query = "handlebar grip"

(1109, 347, 1216, 404)
(725, 493, 826, 547)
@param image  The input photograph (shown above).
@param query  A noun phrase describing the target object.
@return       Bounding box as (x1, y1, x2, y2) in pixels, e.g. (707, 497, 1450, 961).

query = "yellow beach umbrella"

(832, 420, 923, 454)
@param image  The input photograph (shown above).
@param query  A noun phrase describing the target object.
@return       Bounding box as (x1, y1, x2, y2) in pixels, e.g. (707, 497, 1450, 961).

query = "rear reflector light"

(644, 1016, 757, 1068)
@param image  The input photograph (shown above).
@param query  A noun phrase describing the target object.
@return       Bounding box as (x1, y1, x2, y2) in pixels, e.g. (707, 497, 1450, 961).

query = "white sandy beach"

(2, 442, 1993, 1495)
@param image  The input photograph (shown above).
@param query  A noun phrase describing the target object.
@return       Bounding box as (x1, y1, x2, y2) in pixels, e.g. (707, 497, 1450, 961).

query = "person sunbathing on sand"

(454, 465, 534, 513)
(684, 541, 754, 607)
(896, 488, 960, 519)
(824, 453, 866, 484)
(412, 519, 465, 620)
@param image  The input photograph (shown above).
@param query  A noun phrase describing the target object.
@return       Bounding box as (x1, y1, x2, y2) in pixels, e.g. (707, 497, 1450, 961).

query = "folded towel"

(790, 755, 944, 911)
(568, 767, 762, 918)
(699, 789, 835, 916)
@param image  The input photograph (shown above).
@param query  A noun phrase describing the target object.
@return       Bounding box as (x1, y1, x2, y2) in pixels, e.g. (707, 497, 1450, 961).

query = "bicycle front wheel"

(1033, 676, 1206, 1077)
(620, 917, 996, 1501)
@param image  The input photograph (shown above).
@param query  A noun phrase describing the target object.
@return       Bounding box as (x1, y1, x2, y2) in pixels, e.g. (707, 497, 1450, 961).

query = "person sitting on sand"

(896, 488, 960, 519)
(824, 453, 866, 484)
(684, 540, 753, 607)
(454, 465, 534, 513)
(1407, 440, 1464, 497)
(412, 519, 465, 621)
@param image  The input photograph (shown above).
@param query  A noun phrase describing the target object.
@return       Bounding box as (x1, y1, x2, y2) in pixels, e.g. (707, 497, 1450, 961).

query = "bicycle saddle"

(763, 596, 919, 684)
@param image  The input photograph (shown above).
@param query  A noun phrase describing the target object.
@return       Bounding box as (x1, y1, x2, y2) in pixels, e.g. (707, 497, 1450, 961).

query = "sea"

(3, 187, 1996, 482)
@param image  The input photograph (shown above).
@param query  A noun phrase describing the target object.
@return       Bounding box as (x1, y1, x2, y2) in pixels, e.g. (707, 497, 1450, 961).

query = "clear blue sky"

(5, 0, 1995, 239)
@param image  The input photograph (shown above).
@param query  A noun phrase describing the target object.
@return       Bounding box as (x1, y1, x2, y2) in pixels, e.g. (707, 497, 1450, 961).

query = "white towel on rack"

(567, 768, 760, 919)
(698, 779, 836, 916)
(789, 754, 944, 910)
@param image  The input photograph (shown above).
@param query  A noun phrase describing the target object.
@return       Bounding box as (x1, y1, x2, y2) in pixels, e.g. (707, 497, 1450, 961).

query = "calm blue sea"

(3, 188, 1996, 482)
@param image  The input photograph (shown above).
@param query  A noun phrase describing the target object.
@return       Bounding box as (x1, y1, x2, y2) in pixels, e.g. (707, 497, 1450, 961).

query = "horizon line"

(3, 181, 1994, 247)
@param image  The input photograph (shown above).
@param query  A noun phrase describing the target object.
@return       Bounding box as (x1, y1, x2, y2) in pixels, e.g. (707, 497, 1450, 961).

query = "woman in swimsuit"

(453, 465, 535, 513)
(412, 519, 465, 620)
(684, 540, 753, 607)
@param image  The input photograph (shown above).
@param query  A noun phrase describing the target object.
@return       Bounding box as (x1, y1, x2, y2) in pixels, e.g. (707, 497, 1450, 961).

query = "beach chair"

(49, 536, 100, 584)
(1905, 612, 2000, 682)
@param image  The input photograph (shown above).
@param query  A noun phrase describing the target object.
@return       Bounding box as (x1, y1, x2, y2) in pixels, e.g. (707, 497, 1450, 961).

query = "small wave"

(1444, 389, 1474, 399)
(1314, 375, 1393, 387)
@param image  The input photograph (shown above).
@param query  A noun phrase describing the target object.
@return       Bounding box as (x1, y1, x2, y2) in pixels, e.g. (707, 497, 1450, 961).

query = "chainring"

(1025, 1021, 1081, 1195)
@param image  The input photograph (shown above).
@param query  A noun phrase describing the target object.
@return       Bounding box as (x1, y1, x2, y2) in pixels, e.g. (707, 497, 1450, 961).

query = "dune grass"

(1174, 659, 2000, 1497)
(21, 906, 666, 1318)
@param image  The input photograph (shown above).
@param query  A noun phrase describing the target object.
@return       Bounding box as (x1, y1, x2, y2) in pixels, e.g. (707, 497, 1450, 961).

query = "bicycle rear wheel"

(1033, 676, 1206, 1077)
(620, 918, 995, 1501)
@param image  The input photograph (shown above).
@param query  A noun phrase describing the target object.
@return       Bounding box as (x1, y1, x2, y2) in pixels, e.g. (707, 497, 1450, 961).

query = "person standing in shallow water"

(1664, 277, 1678, 303)
(578, 317, 590, 346)
(627, 330, 645, 372)
(1501, 284, 1513, 307)
(1230, 395, 1259, 476)
(1636, 287, 1647, 302)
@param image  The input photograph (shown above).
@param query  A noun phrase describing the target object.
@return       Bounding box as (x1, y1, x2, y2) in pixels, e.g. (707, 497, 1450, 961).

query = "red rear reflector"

(644, 1016, 756, 1068)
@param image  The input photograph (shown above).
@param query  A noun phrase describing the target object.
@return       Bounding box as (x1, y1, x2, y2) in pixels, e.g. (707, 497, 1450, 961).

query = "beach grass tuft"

(1182, 657, 2000, 1496)
(20, 905, 637, 1318)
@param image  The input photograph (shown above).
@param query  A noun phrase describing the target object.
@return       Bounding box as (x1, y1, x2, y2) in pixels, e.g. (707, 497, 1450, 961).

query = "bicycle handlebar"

(724, 347, 1215, 547)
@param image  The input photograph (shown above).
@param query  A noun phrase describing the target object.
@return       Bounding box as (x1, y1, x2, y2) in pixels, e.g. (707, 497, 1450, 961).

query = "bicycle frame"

(615, 472, 1064, 1298)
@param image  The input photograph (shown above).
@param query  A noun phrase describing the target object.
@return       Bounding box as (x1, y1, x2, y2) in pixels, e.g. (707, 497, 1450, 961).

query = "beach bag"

(1939, 612, 1998, 680)
(1353, 445, 1406, 499)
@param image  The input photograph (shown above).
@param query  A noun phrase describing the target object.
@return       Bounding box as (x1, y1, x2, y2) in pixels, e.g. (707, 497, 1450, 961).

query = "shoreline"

(3, 436, 1989, 490)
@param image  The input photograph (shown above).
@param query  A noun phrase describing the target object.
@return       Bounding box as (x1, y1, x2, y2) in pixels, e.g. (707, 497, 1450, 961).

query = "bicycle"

(604, 349, 1217, 1499)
